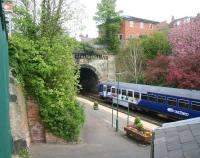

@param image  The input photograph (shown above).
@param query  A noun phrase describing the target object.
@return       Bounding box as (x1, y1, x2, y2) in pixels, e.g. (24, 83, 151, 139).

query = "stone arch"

(79, 64, 101, 93)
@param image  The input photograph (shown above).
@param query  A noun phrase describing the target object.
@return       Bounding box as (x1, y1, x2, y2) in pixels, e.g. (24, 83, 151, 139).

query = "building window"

(119, 34, 123, 40)
(129, 21, 134, 28)
(149, 24, 153, 29)
(140, 22, 144, 29)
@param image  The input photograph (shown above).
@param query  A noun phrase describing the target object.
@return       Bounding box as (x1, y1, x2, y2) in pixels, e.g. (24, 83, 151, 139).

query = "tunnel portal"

(79, 66, 99, 94)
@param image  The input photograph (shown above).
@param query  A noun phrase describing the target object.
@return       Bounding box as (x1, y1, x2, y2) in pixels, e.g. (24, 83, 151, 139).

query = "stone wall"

(9, 75, 31, 154)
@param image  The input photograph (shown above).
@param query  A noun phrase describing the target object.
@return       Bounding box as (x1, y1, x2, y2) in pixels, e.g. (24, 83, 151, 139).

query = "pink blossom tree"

(168, 17, 200, 90)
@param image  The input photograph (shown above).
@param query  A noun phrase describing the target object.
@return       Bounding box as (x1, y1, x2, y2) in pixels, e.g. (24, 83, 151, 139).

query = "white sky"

(78, 0, 200, 38)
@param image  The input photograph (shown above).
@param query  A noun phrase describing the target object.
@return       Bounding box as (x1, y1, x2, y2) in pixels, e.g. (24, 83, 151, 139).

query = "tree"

(167, 52, 200, 90)
(140, 31, 172, 59)
(94, 0, 121, 52)
(10, 0, 85, 141)
(145, 54, 170, 86)
(167, 16, 200, 90)
(117, 40, 145, 83)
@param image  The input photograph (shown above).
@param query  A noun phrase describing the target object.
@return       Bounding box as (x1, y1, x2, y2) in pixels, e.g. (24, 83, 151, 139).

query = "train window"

(117, 89, 121, 94)
(122, 90, 126, 95)
(158, 96, 166, 104)
(107, 86, 111, 92)
(111, 88, 115, 93)
(192, 101, 200, 111)
(141, 94, 147, 100)
(179, 99, 189, 109)
(134, 92, 140, 99)
(167, 98, 177, 106)
(148, 95, 157, 102)
(128, 91, 133, 97)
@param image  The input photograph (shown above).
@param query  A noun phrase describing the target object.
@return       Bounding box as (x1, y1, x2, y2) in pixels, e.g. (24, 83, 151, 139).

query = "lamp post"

(116, 73, 120, 132)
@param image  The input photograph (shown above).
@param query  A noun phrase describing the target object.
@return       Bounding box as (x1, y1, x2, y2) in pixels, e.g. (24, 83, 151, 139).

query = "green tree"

(94, 0, 122, 52)
(140, 31, 172, 59)
(117, 39, 145, 83)
(9, 0, 85, 141)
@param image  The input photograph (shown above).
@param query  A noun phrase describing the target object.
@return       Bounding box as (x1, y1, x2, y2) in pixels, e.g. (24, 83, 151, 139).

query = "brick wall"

(120, 19, 157, 40)
(27, 97, 66, 144)
(27, 97, 46, 143)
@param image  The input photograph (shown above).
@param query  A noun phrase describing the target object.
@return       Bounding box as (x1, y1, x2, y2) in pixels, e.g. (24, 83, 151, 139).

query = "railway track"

(79, 93, 173, 126)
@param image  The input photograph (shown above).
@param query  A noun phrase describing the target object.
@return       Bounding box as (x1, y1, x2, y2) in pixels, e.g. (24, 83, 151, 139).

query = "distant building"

(170, 16, 194, 27)
(119, 16, 160, 40)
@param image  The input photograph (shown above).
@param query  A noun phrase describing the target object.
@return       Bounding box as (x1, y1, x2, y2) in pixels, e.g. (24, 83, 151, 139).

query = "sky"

(78, 0, 200, 38)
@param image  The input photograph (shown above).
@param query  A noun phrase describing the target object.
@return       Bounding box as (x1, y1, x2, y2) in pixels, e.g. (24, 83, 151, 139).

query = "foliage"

(18, 148, 30, 158)
(167, 52, 200, 90)
(134, 116, 141, 125)
(167, 17, 200, 90)
(9, 34, 85, 141)
(93, 101, 99, 110)
(140, 31, 172, 59)
(9, 0, 85, 141)
(145, 54, 170, 86)
(136, 122, 144, 131)
(117, 39, 145, 83)
(93, 101, 99, 107)
(94, 0, 122, 52)
(169, 17, 200, 56)
(12, 4, 38, 40)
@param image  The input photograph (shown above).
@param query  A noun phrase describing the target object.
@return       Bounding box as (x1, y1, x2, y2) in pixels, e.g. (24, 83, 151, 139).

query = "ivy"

(9, 34, 85, 141)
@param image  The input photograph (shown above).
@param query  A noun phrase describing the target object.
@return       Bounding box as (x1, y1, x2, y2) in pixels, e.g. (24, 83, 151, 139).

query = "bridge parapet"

(74, 53, 116, 81)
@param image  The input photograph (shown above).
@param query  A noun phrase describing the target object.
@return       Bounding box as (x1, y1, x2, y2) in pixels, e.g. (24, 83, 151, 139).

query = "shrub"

(9, 35, 85, 141)
(136, 122, 144, 131)
(134, 116, 141, 125)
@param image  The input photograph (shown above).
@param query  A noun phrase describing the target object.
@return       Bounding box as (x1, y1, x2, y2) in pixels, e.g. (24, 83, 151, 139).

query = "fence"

(0, 0, 12, 157)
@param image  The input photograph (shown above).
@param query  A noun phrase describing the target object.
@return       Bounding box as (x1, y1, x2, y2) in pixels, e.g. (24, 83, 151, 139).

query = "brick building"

(119, 16, 159, 40)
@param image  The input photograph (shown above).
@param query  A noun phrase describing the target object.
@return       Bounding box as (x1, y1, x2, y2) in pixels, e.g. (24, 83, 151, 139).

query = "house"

(119, 16, 160, 40)
(170, 16, 194, 27)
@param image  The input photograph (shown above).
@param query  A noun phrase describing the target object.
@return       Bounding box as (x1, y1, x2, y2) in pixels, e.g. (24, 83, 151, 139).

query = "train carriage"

(99, 81, 200, 119)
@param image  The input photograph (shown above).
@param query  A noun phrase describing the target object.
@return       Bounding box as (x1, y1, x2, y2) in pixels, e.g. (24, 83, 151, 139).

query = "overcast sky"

(78, 0, 200, 38)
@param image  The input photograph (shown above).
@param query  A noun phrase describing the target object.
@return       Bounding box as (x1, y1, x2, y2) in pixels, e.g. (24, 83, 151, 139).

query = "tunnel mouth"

(79, 67, 99, 94)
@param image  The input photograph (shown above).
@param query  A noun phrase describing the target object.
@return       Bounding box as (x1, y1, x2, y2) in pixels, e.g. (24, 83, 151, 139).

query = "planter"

(93, 106, 99, 110)
(124, 125, 152, 143)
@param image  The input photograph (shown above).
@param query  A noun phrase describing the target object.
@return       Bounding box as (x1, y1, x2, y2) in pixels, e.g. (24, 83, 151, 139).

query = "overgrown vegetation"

(94, 0, 122, 53)
(9, 0, 85, 141)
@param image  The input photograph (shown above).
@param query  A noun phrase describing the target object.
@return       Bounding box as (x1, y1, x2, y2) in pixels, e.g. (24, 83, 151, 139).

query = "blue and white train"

(99, 81, 200, 119)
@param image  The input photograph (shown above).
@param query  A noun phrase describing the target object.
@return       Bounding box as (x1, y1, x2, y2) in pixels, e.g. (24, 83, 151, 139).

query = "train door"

(107, 85, 111, 96)
(111, 86, 116, 97)
(133, 91, 141, 104)
(103, 84, 107, 97)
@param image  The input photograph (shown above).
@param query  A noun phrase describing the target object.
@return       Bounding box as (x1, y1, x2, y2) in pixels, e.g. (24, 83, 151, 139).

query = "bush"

(9, 35, 85, 141)
(136, 122, 144, 131)
(93, 101, 99, 110)
(134, 116, 141, 125)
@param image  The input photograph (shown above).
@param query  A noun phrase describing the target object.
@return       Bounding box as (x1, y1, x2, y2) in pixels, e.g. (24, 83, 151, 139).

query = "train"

(99, 81, 200, 119)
